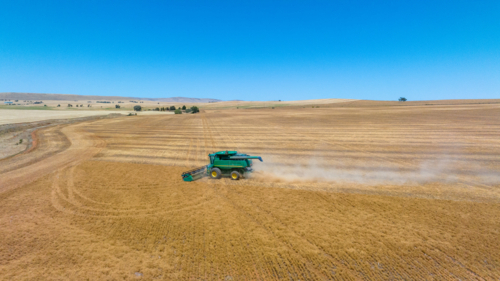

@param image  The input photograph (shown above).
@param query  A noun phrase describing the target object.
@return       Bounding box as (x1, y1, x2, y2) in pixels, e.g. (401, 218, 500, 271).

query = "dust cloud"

(252, 156, 500, 185)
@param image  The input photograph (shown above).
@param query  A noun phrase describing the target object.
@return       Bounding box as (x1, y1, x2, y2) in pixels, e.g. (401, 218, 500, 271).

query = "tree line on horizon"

(132, 105, 199, 114)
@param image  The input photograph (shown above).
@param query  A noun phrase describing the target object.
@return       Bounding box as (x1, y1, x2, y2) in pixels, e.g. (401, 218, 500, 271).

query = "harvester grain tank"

(181, 151, 263, 181)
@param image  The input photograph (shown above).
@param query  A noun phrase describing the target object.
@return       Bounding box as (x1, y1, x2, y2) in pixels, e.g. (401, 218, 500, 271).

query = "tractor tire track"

(0, 122, 106, 194)
(51, 166, 217, 218)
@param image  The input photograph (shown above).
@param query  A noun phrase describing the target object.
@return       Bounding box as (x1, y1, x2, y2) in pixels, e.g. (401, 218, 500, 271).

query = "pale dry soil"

(0, 109, 171, 125)
(0, 131, 28, 158)
(1, 100, 500, 280)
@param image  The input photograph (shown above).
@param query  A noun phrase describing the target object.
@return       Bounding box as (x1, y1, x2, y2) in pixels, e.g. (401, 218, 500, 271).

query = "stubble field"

(0, 109, 170, 125)
(1, 99, 500, 280)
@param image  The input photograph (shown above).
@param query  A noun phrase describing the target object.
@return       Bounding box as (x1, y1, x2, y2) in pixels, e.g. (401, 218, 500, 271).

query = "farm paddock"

(1, 100, 500, 279)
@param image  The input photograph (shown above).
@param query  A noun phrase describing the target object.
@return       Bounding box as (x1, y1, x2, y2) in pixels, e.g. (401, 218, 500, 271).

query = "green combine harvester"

(182, 151, 263, 181)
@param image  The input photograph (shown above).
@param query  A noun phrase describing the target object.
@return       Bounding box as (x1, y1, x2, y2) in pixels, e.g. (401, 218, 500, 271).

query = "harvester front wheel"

(210, 168, 222, 179)
(231, 171, 241, 180)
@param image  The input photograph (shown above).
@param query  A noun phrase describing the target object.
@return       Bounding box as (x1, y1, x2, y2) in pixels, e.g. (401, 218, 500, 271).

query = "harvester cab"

(181, 151, 263, 182)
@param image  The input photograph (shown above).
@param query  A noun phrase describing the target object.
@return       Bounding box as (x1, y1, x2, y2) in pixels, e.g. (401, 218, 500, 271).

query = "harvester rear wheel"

(210, 168, 222, 179)
(231, 171, 241, 180)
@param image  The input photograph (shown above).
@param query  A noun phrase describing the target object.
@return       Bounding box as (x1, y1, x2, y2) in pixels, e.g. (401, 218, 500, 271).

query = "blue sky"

(1, 1, 499, 101)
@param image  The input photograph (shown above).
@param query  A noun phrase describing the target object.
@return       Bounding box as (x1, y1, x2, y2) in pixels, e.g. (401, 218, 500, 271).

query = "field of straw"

(0, 109, 170, 125)
(1, 99, 500, 280)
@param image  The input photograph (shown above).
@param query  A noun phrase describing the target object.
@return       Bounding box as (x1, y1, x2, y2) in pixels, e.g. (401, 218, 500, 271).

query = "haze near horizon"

(1, 1, 499, 101)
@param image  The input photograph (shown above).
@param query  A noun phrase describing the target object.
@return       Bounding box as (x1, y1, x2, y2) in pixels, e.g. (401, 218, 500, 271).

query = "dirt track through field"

(0, 122, 107, 193)
(1, 100, 500, 279)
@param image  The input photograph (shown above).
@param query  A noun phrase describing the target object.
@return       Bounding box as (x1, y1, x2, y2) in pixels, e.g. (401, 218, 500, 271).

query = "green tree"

(170, 106, 176, 110)
(133, 105, 142, 111)
(174, 108, 182, 114)
(190, 106, 200, 113)
(182, 105, 186, 110)
(399, 97, 407, 102)
(115, 104, 120, 108)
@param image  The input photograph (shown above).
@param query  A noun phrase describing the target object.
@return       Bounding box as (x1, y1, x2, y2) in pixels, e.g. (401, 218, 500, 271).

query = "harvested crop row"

(1, 100, 500, 279)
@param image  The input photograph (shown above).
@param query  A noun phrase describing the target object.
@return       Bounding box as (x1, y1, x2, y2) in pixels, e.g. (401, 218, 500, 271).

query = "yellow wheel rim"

(232, 173, 238, 179)
(212, 171, 217, 177)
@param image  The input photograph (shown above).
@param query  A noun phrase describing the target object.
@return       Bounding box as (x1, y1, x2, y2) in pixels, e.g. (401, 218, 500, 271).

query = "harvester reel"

(231, 171, 241, 180)
(210, 168, 222, 179)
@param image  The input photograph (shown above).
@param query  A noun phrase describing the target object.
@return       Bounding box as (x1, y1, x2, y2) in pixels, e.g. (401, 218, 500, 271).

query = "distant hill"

(139, 97, 221, 103)
(0, 92, 221, 103)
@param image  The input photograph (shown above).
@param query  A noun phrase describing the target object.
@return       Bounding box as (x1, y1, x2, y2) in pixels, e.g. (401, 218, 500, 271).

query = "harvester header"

(182, 151, 263, 182)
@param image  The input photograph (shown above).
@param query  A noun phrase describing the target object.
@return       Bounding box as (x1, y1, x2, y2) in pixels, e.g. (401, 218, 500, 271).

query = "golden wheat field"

(1, 99, 500, 280)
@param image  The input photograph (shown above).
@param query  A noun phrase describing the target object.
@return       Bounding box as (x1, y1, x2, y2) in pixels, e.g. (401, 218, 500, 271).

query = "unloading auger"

(181, 151, 263, 181)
